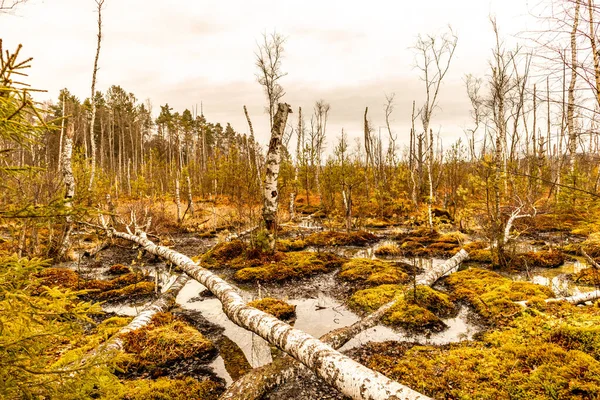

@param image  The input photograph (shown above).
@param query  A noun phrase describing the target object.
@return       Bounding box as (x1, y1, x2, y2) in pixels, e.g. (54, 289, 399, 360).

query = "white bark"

(81, 273, 189, 364)
(416, 248, 470, 287)
(263, 103, 292, 231)
(109, 228, 428, 400)
(88, 0, 103, 193)
(57, 122, 75, 259)
(175, 177, 181, 224)
(546, 290, 600, 305)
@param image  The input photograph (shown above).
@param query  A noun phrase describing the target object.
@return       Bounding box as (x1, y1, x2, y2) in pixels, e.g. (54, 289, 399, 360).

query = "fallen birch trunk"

(220, 299, 399, 400)
(222, 247, 473, 400)
(79, 273, 190, 364)
(416, 248, 470, 286)
(108, 228, 428, 400)
(545, 290, 600, 305)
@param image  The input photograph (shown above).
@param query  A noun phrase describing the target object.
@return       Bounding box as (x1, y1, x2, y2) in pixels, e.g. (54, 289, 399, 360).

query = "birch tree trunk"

(175, 177, 181, 224)
(57, 121, 75, 259)
(568, 0, 580, 175)
(78, 274, 189, 367)
(263, 103, 292, 232)
(108, 228, 427, 400)
(186, 174, 194, 217)
(88, 0, 104, 194)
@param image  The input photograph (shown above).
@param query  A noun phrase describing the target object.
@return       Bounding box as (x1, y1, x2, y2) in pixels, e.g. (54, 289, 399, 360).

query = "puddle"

(512, 260, 596, 296)
(340, 306, 480, 351)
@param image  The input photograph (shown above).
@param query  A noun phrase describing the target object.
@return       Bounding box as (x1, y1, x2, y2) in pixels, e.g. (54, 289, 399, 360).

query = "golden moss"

(117, 377, 222, 400)
(446, 268, 554, 324)
(572, 267, 600, 285)
(374, 242, 401, 256)
(216, 336, 251, 381)
(512, 250, 565, 270)
(303, 230, 377, 247)
(37, 267, 80, 288)
(582, 233, 600, 258)
(96, 281, 155, 301)
(348, 285, 454, 331)
(201, 240, 246, 266)
(234, 252, 343, 282)
(339, 259, 409, 285)
(393, 229, 463, 258)
(468, 249, 493, 263)
(276, 239, 307, 252)
(122, 320, 215, 370)
(107, 264, 131, 275)
(359, 301, 600, 399)
(247, 297, 296, 320)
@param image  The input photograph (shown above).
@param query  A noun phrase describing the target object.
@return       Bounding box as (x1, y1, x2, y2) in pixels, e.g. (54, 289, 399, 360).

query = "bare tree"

(88, 0, 105, 193)
(256, 32, 287, 129)
(0, 0, 28, 12)
(413, 26, 458, 230)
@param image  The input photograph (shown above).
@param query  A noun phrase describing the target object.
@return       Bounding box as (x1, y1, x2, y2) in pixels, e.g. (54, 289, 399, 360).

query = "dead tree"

(262, 103, 292, 232)
(88, 0, 104, 194)
(413, 27, 458, 230)
(256, 32, 286, 129)
(108, 228, 428, 400)
(57, 120, 75, 259)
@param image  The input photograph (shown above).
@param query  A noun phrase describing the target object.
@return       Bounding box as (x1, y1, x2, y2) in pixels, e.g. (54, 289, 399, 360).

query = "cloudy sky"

(2, 0, 537, 151)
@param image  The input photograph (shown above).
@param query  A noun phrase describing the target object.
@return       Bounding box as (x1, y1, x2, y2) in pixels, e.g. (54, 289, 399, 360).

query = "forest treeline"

(2, 1, 600, 267)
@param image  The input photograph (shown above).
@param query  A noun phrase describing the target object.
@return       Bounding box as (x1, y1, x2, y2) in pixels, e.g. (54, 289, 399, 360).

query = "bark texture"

(57, 122, 75, 259)
(109, 228, 428, 400)
(416, 248, 469, 287)
(263, 103, 292, 231)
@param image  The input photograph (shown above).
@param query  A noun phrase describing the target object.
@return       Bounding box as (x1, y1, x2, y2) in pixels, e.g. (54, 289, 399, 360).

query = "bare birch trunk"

(568, 1, 580, 174)
(80, 274, 189, 364)
(263, 103, 292, 232)
(88, 0, 103, 194)
(175, 177, 181, 224)
(186, 174, 194, 217)
(57, 121, 75, 259)
(108, 229, 427, 400)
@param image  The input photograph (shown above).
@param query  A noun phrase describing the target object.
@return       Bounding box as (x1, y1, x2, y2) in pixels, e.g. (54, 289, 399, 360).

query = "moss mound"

(512, 250, 565, 270)
(37, 267, 79, 288)
(394, 229, 463, 258)
(247, 297, 296, 320)
(348, 285, 454, 331)
(468, 249, 492, 263)
(201, 240, 246, 267)
(276, 239, 307, 252)
(573, 267, 600, 285)
(446, 268, 554, 324)
(118, 377, 222, 400)
(339, 258, 409, 285)
(374, 242, 401, 256)
(121, 318, 215, 372)
(303, 230, 377, 247)
(107, 264, 132, 275)
(358, 301, 600, 399)
(234, 252, 343, 283)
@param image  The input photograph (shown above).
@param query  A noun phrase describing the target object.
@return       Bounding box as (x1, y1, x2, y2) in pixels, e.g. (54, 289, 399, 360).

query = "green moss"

(117, 377, 223, 400)
(276, 239, 307, 252)
(446, 268, 554, 324)
(247, 297, 296, 320)
(348, 284, 404, 313)
(201, 240, 246, 266)
(234, 252, 343, 282)
(121, 319, 215, 371)
(339, 258, 409, 285)
(358, 303, 600, 399)
(348, 285, 454, 331)
(303, 230, 377, 247)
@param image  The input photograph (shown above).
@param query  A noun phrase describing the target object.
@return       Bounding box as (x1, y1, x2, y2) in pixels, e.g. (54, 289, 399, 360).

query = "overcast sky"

(2, 0, 536, 151)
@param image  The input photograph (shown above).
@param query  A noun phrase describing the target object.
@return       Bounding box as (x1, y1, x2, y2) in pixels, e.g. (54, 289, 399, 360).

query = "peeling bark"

(109, 228, 428, 400)
(263, 103, 292, 232)
(545, 290, 600, 305)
